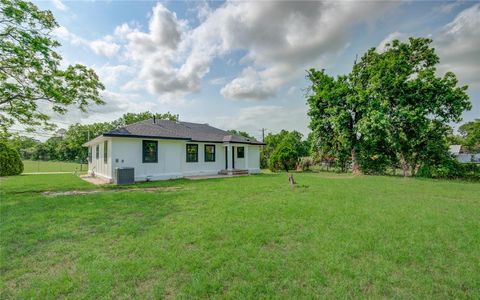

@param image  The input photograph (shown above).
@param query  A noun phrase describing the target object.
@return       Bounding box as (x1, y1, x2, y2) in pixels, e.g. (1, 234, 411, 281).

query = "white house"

(83, 119, 264, 182)
(449, 145, 480, 163)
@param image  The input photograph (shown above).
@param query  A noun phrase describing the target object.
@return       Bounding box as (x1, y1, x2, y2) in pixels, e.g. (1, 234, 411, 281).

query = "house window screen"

(237, 147, 245, 158)
(205, 145, 215, 162)
(142, 140, 158, 163)
(186, 144, 198, 162)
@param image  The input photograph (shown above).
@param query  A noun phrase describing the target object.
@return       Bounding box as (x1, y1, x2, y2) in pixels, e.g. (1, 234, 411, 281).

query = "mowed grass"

(22, 160, 85, 173)
(1, 173, 479, 298)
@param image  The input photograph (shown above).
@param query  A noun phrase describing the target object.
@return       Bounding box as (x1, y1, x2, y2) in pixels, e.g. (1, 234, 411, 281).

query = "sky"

(33, 0, 480, 141)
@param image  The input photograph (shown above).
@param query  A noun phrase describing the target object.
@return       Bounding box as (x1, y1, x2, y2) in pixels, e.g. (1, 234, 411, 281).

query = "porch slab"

(185, 174, 249, 180)
(80, 174, 111, 185)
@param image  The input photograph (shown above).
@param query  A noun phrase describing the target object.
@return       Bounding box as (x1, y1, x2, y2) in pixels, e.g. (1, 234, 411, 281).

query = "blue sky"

(35, 0, 479, 140)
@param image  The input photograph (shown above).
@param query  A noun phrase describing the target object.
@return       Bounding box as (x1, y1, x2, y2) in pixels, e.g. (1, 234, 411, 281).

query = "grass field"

(22, 160, 85, 173)
(1, 173, 479, 298)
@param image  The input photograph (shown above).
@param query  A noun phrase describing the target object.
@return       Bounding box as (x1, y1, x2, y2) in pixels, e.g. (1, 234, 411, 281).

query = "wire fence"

(22, 160, 86, 174)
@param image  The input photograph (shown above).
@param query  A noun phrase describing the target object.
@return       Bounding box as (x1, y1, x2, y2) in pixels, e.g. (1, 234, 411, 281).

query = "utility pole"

(261, 128, 266, 142)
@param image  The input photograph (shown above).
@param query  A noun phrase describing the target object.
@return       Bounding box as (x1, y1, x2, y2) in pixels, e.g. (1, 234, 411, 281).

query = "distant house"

(83, 119, 264, 182)
(448, 145, 480, 163)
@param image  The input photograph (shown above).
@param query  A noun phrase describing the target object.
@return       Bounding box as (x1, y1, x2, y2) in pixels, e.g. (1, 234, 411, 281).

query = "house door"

(232, 146, 235, 169)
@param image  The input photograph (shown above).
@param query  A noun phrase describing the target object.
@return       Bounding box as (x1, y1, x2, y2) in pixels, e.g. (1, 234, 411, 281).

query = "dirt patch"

(42, 186, 184, 197)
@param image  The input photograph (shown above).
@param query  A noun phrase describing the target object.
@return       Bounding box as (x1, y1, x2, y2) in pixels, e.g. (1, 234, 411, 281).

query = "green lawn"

(22, 160, 85, 173)
(1, 173, 479, 298)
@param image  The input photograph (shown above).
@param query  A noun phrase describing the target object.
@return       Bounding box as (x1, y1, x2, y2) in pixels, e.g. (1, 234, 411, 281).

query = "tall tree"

(0, 0, 104, 131)
(307, 37, 471, 176)
(355, 38, 470, 175)
(307, 70, 362, 174)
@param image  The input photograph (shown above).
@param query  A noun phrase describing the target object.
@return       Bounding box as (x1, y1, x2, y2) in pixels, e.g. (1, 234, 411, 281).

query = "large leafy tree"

(355, 38, 470, 175)
(0, 0, 104, 131)
(307, 37, 471, 176)
(307, 70, 362, 174)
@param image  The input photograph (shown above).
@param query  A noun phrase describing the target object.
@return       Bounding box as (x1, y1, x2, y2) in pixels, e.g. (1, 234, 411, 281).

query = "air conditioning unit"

(114, 167, 134, 185)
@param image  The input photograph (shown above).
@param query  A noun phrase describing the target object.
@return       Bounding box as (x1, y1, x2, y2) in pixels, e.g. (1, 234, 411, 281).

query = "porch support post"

(245, 145, 249, 172)
(227, 144, 233, 171)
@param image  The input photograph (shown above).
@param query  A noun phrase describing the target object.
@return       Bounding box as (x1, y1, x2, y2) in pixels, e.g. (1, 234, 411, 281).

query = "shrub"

(297, 157, 313, 171)
(416, 156, 480, 181)
(0, 141, 24, 176)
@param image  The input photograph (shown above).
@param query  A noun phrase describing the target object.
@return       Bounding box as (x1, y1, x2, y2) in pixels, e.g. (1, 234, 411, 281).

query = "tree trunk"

(400, 154, 410, 177)
(351, 148, 361, 175)
(410, 165, 416, 177)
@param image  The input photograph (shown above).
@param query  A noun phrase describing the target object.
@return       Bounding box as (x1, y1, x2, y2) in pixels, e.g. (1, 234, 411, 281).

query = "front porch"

(222, 143, 250, 175)
(218, 169, 249, 175)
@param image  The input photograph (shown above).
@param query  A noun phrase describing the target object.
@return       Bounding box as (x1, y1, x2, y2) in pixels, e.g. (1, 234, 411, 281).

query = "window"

(96, 145, 99, 159)
(88, 146, 92, 162)
(186, 144, 198, 162)
(204, 144, 215, 162)
(104, 141, 108, 163)
(237, 147, 245, 158)
(142, 140, 158, 163)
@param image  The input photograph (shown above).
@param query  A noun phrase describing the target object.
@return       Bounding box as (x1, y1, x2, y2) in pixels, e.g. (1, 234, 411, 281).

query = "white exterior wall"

(87, 138, 112, 180)
(246, 145, 261, 173)
(181, 143, 226, 176)
(87, 137, 262, 182)
(456, 154, 480, 163)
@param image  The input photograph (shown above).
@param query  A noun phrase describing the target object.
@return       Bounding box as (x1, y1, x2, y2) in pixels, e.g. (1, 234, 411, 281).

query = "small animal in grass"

(288, 174, 296, 187)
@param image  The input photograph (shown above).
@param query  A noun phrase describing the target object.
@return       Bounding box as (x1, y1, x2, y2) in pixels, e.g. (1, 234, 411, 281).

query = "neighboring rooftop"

(449, 144, 480, 155)
(86, 119, 264, 145)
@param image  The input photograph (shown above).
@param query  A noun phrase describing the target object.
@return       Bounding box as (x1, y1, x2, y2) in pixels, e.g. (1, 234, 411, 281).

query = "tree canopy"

(307, 37, 471, 176)
(0, 0, 105, 131)
(262, 130, 308, 172)
(227, 129, 254, 139)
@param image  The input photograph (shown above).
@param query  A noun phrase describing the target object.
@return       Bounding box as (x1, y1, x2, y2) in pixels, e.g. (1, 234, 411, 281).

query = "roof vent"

(153, 116, 156, 124)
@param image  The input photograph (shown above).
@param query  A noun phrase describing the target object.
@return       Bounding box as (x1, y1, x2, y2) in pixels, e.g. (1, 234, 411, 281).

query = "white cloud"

(377, 4, 480, 90)
(53, 26, 86, 46)
(433, 1, 462, 14)
(220, 67, 275, 100)
(94, 64, 133, 87)
(115, 1, 399, 100)
(436, 3, 480, 88)
(54, 26, 121, 58)
(215, 105, 309, 138)
(89, 38, 120, 57)
(209, 77, 228, 85)
(207, 1, 398, 100)
(117, 3, 193, 96)
(51, 0, 67, 11)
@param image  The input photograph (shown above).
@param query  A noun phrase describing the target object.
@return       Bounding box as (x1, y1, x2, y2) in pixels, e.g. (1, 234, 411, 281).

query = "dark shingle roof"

(102, 119, 264, 145)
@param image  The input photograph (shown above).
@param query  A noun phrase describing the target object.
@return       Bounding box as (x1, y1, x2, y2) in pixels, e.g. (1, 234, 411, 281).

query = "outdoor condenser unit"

(114, 167, 134, 185)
